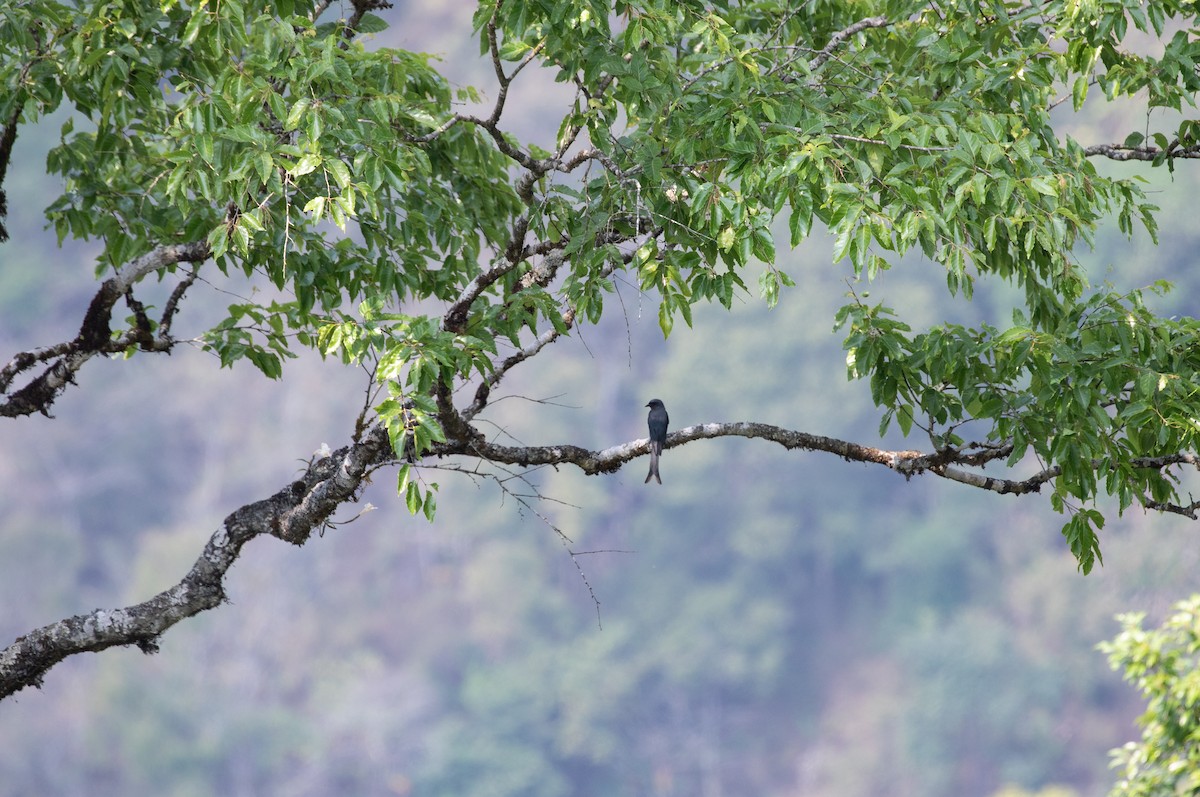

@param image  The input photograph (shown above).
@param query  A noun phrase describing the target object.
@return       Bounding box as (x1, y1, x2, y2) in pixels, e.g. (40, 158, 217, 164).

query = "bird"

(645, 398, 669, 484)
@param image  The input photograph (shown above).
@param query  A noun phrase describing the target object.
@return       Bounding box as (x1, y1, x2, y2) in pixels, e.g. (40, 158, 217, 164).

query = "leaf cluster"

(1102, 596, 1200, 796)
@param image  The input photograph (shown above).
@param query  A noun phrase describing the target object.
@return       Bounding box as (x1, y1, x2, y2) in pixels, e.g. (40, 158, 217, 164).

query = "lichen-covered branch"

(1084, 143, 1200, 161)
(5, 409, 1200, 700)
(0, 424, 392, 699)
(0, 242, 209, 418)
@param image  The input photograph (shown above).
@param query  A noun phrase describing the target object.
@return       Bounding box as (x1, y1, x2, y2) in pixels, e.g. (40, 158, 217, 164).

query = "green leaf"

(181, 8, 206, 46)
(326, 158, 351, 189)
(303, 195, 326, 218)
(291, 153, 321, 177)
(421, 483, 438, 521)
(286, 98, 312, 132)
(1028, 177, 1056, 197)
(1071, 75, 1088, 110)
(355, 12, 389, 34)
(658, 298, 674, 338)
(404, 480, 422, 515)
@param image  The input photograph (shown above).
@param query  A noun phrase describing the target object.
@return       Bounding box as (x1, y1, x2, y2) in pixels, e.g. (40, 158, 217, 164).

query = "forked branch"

(0, 242, 209, 418)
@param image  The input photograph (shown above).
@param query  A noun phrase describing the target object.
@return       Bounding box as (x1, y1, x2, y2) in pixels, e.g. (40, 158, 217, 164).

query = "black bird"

(645, 398, 669, 484)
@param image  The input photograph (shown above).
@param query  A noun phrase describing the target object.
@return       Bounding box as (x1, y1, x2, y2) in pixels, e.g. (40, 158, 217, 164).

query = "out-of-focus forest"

(3, 2, 1200, 795)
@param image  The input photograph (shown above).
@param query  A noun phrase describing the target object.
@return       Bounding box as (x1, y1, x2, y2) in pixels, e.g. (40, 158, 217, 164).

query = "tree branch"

(808, 16, 890, 73)
(457, 421, 924, 475)
(0, 28, 45, 244)
(1144, 497, 1200, 519)
(0, 242, 209, 417)
(0, 425, 393, 700)
(1084, 143, 1200, 161)
(0, 96, 21, 243)
(6, 412, 1200, 700)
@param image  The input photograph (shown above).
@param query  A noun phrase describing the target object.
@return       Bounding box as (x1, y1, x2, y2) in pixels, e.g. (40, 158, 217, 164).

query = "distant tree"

(3, 0, 1200, 698)
(1101, 596, 1200, 797)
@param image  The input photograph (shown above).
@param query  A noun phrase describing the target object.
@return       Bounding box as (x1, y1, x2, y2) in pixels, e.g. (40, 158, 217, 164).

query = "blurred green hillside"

(3, 2, 1200, 796)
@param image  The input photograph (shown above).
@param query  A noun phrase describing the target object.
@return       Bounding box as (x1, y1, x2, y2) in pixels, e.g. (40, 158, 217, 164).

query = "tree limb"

(0, 242, 209, 417)
(6, 412, 1200, 699)
(0, 30, 44, 244)
(0, 424, 392, 700)
(808, 16, 890, 73)
(1084, 143, 1200, 161)
(0, 96, 20, 243)
(456, 421, 924, 475)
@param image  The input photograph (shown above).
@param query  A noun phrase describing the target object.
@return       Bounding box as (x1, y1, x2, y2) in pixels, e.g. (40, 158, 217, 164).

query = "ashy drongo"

(645, 398, 669, 485)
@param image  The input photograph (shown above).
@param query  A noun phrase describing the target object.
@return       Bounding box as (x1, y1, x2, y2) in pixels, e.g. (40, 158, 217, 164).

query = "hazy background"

(3, 2, 1200, 795)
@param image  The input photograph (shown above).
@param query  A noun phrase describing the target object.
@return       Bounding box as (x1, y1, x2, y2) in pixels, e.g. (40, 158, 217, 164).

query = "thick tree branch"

(6, 412, 1200, 700)
(0, 425, 393, 700)
(0, 242, 208, 417)
(440, 257, 528, 334)
(0, 33, 43, 244)
(0, 96, 20, 243)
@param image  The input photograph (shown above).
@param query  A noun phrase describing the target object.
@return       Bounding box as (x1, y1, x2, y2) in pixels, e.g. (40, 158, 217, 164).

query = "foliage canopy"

(1103, 597, 1200, 797)
(5, 0, 1200, 695)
